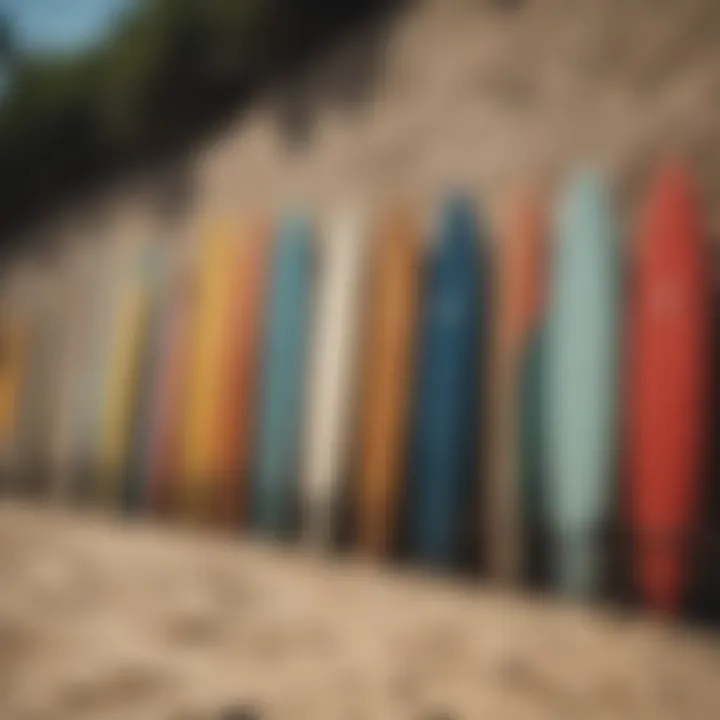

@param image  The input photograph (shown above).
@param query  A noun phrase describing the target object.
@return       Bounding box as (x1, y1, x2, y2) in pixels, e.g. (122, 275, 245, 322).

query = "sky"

(0, 0, 133, 52)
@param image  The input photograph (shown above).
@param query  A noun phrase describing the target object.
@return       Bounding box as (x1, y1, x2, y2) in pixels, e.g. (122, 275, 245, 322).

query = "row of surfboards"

(0, 161, 718, 618)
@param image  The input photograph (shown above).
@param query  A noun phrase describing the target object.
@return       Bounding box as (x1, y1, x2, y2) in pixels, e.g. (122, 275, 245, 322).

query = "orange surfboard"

(627, 162, 711, 614)
(487, 192, 546, 582)
(0, 314, 29, 488)
(212, 220, 269, 527)
(356, 208, 421, 556)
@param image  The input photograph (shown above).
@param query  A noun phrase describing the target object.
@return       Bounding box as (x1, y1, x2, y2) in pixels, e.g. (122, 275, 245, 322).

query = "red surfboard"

(627, 162, 711, 614)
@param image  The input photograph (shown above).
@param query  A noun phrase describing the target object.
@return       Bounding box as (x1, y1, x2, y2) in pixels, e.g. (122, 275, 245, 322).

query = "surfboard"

(356, 207, 421, 557)
(183, 221, 237, 521)
(0, 313, 29, 491)
(46, 256, 84, 503)
(49, 247, 102, 503)
(16, 283, 56, 497)
(97, 246, 158, 510)
(212, 219, 269, 527)
(71, 244, 130, 503)
(689, 281, 720, 622)
(487, 193, 546, 582)
(254, 213, 314, 537)
(626, 162, 710, 614)
(124, 257, 166, 514)
(412, 195, 484, 568)
(114, 246, 164, 513)
(545, 170, 619, 597)
(518, 326, 547, 584)
(146, 259, 196, 517)
(302, 210, 368, 547)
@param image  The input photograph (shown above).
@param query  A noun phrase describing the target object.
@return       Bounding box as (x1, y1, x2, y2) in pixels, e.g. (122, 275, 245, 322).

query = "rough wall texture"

(8, 0, 720, 285)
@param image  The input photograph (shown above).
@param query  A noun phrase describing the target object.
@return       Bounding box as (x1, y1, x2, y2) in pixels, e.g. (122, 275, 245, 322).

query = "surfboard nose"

(439, 194, 479, 258)
(558, 169, 611, 229)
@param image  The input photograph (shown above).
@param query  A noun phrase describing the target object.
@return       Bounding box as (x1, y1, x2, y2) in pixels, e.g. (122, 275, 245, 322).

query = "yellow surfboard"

(99, 245, 158, 509)
(356, 208, 421, 556)
(182, 220, 237, 521)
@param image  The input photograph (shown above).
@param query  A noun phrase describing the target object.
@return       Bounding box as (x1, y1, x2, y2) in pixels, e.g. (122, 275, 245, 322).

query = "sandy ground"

(1, 502, 719, 720)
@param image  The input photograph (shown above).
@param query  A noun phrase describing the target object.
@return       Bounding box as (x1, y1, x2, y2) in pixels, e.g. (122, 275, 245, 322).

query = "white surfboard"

(302, 209, 368, 547)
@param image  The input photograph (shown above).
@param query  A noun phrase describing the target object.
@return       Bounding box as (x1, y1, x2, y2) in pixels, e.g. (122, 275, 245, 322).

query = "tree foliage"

(0, 0, 392, 248)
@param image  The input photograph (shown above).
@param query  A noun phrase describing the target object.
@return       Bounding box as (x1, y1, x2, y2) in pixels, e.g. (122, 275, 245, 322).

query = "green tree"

(0, 14, 15, 67)
(0, 0, 397, 249)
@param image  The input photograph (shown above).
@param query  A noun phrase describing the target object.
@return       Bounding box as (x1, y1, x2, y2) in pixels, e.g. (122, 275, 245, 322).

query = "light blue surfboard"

(545, 170, 620, 596)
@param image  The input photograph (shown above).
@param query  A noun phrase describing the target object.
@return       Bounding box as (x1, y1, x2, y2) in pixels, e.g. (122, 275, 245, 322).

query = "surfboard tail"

(555, 532, 600, 598)
(302, 493, 334, 549)
(636, 545, 684, 614)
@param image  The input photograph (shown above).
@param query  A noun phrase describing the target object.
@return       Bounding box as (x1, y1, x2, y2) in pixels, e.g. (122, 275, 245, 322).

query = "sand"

(0, 502, 719, 719)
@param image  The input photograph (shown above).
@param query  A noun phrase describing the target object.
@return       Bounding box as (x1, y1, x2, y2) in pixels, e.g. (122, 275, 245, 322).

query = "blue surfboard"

(545, 170, 619, 597)
(253, 214, 314, 536)
(412, 195, 486, 567)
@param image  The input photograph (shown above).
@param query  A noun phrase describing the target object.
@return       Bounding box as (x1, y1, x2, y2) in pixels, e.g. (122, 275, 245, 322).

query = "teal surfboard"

(253, 214, 314, 536)
(519, 329, 547, 583)
(545, 171, 620, 596)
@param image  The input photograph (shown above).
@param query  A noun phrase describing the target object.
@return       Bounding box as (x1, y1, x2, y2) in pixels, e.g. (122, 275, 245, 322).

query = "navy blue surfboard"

(412, 195, 486, 567)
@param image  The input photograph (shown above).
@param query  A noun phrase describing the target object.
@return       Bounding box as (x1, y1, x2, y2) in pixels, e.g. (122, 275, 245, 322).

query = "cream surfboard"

(303, 210, 368, 547)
